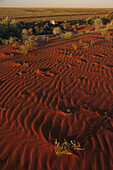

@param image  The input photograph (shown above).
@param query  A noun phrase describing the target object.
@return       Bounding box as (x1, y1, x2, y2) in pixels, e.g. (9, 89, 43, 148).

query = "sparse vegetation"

(62, 21, 71, 30)
(24, 36, 38, 46)
(65, 109, 73, 115)
(28, 28, 33, 35)
(106, 11, 113, 22)
(41, 35, 49, 41)
(93, 18, 104, 32)
(72, 44, 78, 49)
(77, 32, 84, 35)
(53, 27, 62, 35)
(90, 40, 95, 45)
(60, 31, 74, 38)
(83, 43, 89, 48)
(86, 16, 97, 25)
(0, 17, 23, 39)
(9, 53, 14, 56)
(106, 20, 113, 30)
(104, 112, 111, 120)
(79, 39, 83, 44)
(101, 30, 113, 41)
(54, 138, 84, 156)
(22, 61, 29, 66)
(22, 29, 29, 36)
(19, 45, 28, 53)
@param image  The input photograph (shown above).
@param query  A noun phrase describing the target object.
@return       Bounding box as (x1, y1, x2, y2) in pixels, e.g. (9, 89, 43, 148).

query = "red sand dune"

(0, 27, 113, 170)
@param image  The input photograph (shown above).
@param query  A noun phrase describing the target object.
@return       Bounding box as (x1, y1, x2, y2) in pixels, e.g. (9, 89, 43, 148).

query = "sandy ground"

(0, 26, 113, 170)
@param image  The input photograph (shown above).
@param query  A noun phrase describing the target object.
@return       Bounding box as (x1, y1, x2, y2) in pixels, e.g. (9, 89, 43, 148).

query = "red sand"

(0, 27, 113, 170)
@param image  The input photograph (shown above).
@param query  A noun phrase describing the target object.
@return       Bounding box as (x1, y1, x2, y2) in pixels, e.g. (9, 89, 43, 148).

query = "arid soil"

(0, 26, 113, 170)
(0, 8, 112, 22)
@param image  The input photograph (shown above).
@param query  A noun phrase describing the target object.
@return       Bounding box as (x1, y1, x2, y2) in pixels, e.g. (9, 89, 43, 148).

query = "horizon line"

(0, 7, 113, 8)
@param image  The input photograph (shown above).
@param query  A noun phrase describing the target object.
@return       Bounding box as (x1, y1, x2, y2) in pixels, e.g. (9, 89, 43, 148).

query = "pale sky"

(0, 0, 113, 8)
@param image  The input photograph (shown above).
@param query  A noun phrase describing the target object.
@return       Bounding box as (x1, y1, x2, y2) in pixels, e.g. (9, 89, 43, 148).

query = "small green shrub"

(101, 30, 113, 40)
(100, 16, 109, 24)
(81, 55, 84, 58)
(35, 26, 40, 34)
(93, 18, 104, 32)
(19, 45, 28, 53)
(9, 53, 14, 56)
(62, 21, 70, 30)
(86, 16, 97, 25)
(72, 44, 78, 49)
(105, 34, 113, 41)
(101, 29, 108, 36)
(0, 38, 2, 45)
(83, 43, 89, 48)
(78, 18, 85, 25)
(1, 39, 9, 45)
(29, 28, 33, 35)
(8, 36, 17, 44)
(77, 32, 84, 35)
(53, 27, 62, 35)
(69, 53, 73, 57)
(106, 11, 113, 22)
(60, 31, 73, 38)
(41, 35, 49, 41)
(85, 30, 92, 34)
(90, 40, 95, 45)
(79, 39, 83, 44)
(24, 37, 38, 47)
(106, 20, 113, 30)
(22, 29, 29, 36)
(54, 139, 84, 156)
(22, 61, 29, 66)
(0, 17, 23, 39)
(65, 109, 73, 115)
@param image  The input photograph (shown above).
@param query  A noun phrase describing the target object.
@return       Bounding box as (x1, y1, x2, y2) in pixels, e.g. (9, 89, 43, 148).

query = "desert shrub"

(105, 34, 113, 41)
(106, 11, 113, 22)
(93, 18, 104, 32)
(19, 45, 28, 53)
(24, 36, 38, 46)
(29, 28, 33, 35)
(54, 138, 84, 156)
(60, 31, 74, 38)
(53, 27, 62, 35)
(22, 61, 29, 66)
(83, 43, 89, 48)
(101, 29, 112, 40)
(0, 38, 2, 45)
(100, 16, 109, 25)
(1, 39, 9, 45)
(62, 21, 71, 30)
(72, 25, 76, 29)
(86, 16, 97, 25)
(78, 18, 85, 25)
(79, 39, 83, 44)
(101, 29, 108, 36)
(22, 29, 29, 36)
(85, 30, 92, 34)
(40, 27, 44, 34)
(43, 22, 50, 30)
(8, 36, 17, 44)
(77, 31, 84, 35)
(0, 17, 23, 39)
(74, 28, 77, 32)
(106, 20, 113, 30)
(72, 44, 77, 49)
(35, 26, 40, 34)
(90, 40, 95, 45)
(41, 35, 49, 41)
